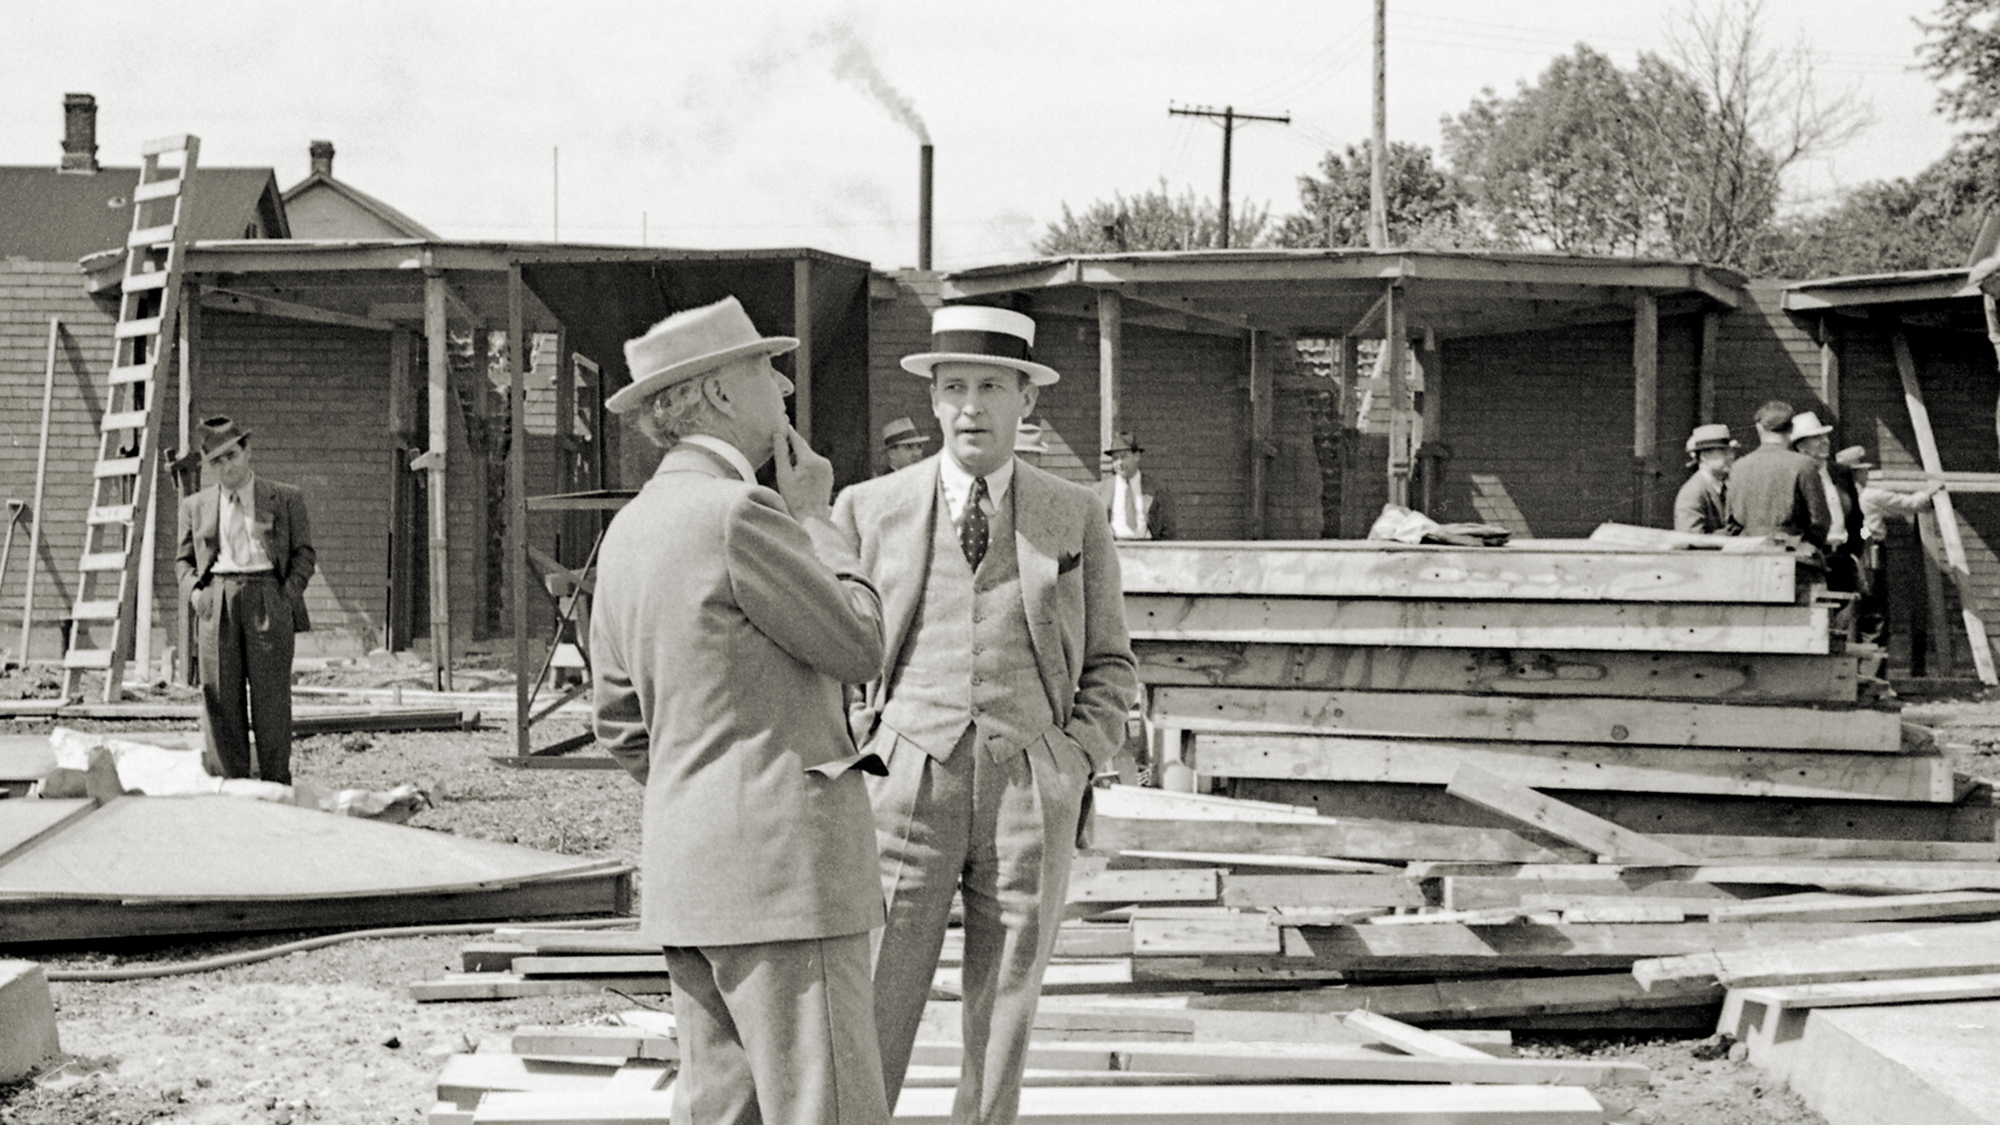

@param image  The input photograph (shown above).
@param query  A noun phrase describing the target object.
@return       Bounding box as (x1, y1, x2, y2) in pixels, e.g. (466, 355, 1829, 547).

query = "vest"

(880, 481, 1055, 761)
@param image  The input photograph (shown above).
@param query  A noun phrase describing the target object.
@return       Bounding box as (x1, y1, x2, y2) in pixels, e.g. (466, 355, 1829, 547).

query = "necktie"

(225, 489, 254, 565)
(1122, 476, 1141, 533)
(961, 477, 989, 570)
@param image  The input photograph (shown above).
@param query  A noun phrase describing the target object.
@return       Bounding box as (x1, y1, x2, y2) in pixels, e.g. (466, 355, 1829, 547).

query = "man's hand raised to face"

(773, 425, 836, 524)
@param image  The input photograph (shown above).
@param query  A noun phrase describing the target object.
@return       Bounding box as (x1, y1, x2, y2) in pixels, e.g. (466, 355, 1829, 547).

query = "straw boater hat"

(1834, 446, 1874, 471)
(1014, 420, 1051, 455)
(1684, 423, 1737, 459)
(901, 306, 1060, 387)
(1788, 411, 1835, 442)
(881, 417, 929, 449)
(199, 416, 251, 461)
(1105, 431, 1144, 455)
(606, 296, 798, 415)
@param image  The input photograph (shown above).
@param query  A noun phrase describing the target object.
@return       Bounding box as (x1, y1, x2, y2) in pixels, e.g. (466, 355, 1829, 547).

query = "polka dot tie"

(961, 476, 989, 571)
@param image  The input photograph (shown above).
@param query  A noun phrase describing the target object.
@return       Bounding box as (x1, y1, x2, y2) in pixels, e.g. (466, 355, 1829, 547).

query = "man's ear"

(1020, 379, 1040, 414)
(702, 372, 734, 417)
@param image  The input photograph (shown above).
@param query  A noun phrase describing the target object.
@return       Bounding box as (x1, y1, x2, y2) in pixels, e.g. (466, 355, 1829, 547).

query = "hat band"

(931, 329, 1031, 362)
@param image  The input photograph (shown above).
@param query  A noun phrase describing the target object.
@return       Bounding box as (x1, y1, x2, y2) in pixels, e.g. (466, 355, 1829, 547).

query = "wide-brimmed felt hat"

(607, 296, 798, 415)
(1014, 420, 1050, 455)
(881, 417, 929, 448)
(1105, 431, 1145, 455)
(902, 306, 1060, 387)
(198, 416, 251, 462)
(1684, 422, 1738, 455)
(1788, 411, 1835, 442)
(1834, 445, 1875, 471)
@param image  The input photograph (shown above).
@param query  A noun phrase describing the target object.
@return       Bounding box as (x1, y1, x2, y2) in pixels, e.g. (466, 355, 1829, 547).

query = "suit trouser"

(869, 727, 1088, 1125)
(663, 932, 889, 1125)
(196, 572, 295, 784)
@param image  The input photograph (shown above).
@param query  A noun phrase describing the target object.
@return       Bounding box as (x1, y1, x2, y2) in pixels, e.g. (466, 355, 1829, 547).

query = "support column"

(1248, 330, 1272, 538)
(423, 272, 453, 691)
(1698, 309, 1720, 425)
(1384, 284, 1409, 508)
(1337, 335, 1360, 537)
(1820, 316, 1841, 417)
(173, 284, 201, 684)
(508, 266, 530, 757)
(792, 257, 814, 444)
(386, 328, 416, 652)
(1417, 331, 1443, 516)
(1098, 289, 1123, 469)
(1632, 293, 1659, 526)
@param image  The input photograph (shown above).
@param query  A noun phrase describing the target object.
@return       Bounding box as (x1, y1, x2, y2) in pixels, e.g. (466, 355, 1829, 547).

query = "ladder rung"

(71, 600, 122, 622)
(122, 270, 170, 293)
(88, 504, 135, 525)
(95, 457, 141, 478)
(128, 224, 177, 249)
(132, 177, 182, 202)
(63, 648, 115, 670)
(101, 409, 149, 432)
(108, 363, 156, 385)
(114, 317, 163, 339)
(141, 134, 194, 156)
(79, 552, 128, 572)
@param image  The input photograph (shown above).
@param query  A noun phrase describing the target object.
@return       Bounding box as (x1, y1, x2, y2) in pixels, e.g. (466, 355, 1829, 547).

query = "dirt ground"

(7, 662, 1994, 1124)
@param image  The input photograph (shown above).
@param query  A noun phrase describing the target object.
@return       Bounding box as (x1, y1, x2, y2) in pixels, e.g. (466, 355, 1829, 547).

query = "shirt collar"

(938, 453, 1014, 521)
(226, 475, 257, 506)
(677, 434, 759, 485)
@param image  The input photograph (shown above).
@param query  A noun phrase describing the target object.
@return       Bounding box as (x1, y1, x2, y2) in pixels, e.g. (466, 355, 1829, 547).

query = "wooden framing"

(1098, 288, 1123, 462)
(422, 271, 453, 690)
(1632, 292, 1659, 525)
(1384, 283, 1409, 506)
(1248, 329, 1272, 538)
(1444, 763, 1696, 864)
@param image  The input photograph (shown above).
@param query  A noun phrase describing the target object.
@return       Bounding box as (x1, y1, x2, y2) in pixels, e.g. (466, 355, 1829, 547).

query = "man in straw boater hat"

(879, 416, 931, 475)
(173, 416, 315, 784)
(1673, 423, 1739, 535)
(591, 296, 893, 1125)
(832, 305, 1138, 1125)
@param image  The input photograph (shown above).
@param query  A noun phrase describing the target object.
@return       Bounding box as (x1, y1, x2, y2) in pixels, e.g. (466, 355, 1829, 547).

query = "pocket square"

(1056, 551, 1082, 575)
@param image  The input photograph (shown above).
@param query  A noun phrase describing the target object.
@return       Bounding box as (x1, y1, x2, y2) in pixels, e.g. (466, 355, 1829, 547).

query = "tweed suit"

(832, 454, 1138, 1125)
(593, 443, 891, 1125)
(174, 477, 314, 783)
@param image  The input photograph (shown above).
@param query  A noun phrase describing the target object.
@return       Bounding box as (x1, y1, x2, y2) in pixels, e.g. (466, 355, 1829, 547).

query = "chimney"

(309, 140, 335, 179)
(60, 93, 99, 174)
(918, 144, 934, 271)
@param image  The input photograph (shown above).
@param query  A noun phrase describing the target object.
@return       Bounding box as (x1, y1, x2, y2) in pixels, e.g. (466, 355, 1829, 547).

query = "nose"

(775, 372, 795, 397)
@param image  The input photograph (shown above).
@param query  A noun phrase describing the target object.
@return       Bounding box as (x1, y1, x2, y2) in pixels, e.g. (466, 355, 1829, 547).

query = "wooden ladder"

(61, 134, 201, 702)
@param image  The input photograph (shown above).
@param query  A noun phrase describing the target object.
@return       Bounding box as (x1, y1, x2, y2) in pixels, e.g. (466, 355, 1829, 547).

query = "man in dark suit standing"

(173, 417, 314, 784)
(1725, 400, 1830, 548)
(834, 305, 1138, 1125)
(1093, 431, 1173, 540)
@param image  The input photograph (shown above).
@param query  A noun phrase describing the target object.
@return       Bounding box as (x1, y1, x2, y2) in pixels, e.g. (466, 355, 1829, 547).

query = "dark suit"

(1093, 474, 1174, 539)
(174, 477, 314, 783)
(1725, 445, 1830, 548)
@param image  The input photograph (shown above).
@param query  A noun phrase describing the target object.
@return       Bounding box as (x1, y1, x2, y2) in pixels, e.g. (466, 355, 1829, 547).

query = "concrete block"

(0, 960, 61, 1081)
(1784, 998, 2000, 1125)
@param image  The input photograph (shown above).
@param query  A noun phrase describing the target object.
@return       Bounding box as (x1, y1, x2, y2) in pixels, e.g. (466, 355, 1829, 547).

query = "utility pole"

(1369, 0, 1389, 248)
(1168, 103, 1291, 248)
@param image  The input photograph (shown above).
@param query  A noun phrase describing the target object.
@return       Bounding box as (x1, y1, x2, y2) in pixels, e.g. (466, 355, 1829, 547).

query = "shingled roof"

(0, 165, 290, 264)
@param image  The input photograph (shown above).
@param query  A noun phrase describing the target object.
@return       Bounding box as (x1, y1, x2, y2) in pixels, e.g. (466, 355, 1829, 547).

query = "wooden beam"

(1385, 283, 1409, 507)
(1633, 918, 2000, 992)
(1416, 334, 1442, 515)
(1444, 763, 1697, 864)
(1200, 971, 1719, 1022)
(1341, 1010, 1491, 1059)
(1265, 921, 1933, 975)
(508, 266, 531, 758)
(1098, 288, 1122, 468)
(198, 286, 397, 332)
(1706, 891, 2000, 924)
(1337, 335, 1360, 537)
(1219, 875, 1425, 910)
(1632, 292, 1659, 525)
(1698, 309, 1720, 424)
(1125, 594, 1832, 654)
(1893, 328, 1997, 684)
(912, 1036, 1648, 1086)
(423, 272, 453, 691)
(892, 1083, 1607, 1125)
(1819, 316, 1841, 414)
(1132, 912, 1281, 956)
(1416, 861, 2000, 895)
(792, 256, 813, 444)
(1150, 685, 1905, 753)
(1248, 330, 1272, 538)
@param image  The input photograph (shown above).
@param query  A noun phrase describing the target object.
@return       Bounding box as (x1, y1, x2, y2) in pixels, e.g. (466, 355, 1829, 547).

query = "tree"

(1747, 147, 1992, 277)
(1034, 180, 1268, 255)
(1920, 0, 2000, 135)
(1271, 141, 1470, 249)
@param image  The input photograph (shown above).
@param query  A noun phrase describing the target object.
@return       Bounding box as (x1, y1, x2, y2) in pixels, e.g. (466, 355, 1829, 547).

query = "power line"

(1167, 103, 1292, 247)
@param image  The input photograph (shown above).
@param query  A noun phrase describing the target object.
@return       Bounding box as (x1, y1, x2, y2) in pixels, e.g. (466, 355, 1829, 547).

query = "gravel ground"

(17, 670, 1995, 1123)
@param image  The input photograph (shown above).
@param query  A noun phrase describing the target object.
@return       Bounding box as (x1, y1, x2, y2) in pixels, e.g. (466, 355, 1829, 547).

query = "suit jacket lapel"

(1012, 463, 1065, 709)
(878, 460, 939, 681)
(252, 479, 281, 569)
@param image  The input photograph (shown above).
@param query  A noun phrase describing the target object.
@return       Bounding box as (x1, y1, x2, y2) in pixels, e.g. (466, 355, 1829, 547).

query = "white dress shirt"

(1818, 465, 1848, 550)
(213, 476, 273, 572)
(938, 453, 1014, 528)
(1110, 471, 1151, 540)
(678, 434, 759, 486)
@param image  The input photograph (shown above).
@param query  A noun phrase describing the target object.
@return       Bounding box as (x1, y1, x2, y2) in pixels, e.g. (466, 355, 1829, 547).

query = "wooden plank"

(1705, 891, 2000, 924)
(1115, 541, 1796, 603)
(490, 929, 654, 954)
(410, 972, 671, 1002)
(1152, 685, 1902, 753)
(1421, 860, 2000, 893)
(1132, 641, 1859, 703)
(510, 1027, 676, 1061)
(1219, 875, 1425, 910)
(462, 1090, 670, 1124)
(1112, 851, 1403, 875)
(434, 1053, 629, 1108)
(1069, 868, 1220, 904)
(1196, 733, 1962, 803)
(1197, 972, 1720, 1021)
(1341, 1010, 1489, 1059)
(1264, 922, 1941, 975)
(1131, 913, 1280, 956)
(514, 955, 670, 977)
(1095, 809, 1591, 864)
(1893, 328, 1998, 685)
(1633, 292, 1659, 525)
(1445, 763, 1697, 864)
(1633, 918, 2000, 991)
(893, 1083, 1605, 1124)
(1722, 972, 2000, 1024)
(1125, 595, 1831, 654)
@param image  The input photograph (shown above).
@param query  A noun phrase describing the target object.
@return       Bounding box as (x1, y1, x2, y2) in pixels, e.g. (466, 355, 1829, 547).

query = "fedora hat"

(1014, 420, 1051, 455)
(902, 306, 1060, 387)
(881, 416, 929, 449)
(1834, 445, 1874, 471)
(1684, 422, 1737, 454)
(606, 296, 797, 415)
(1105, 431, 1144, 455)
(1789, 411, 1835, 442)
(198, 416, 251, 462)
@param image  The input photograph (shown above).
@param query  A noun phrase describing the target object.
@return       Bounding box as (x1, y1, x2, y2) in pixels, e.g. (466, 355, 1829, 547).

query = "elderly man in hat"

(1791, 410, 1862, 590)
(173, 417, 315, 784)
(1673, 423, 1738, 535)
(1094, 431, 1173, 540)
(1725, 400, 1831, 548)
(832, 305, 1138, 1125)
(1842, 446, 1944, 645)
(591, 296, 892, 1125)
(880, 416, 931, 475)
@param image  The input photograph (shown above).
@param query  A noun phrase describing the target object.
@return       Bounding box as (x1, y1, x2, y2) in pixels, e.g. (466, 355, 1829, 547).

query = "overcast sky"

(2, 1, 1964, 270)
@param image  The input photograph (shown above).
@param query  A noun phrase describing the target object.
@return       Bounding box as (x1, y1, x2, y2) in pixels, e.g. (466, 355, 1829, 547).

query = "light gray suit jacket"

(832, 455, 1138, 773)
(592, 445, 887, 947)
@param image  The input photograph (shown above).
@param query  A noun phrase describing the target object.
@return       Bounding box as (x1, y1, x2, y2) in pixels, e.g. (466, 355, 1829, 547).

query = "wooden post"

(1919, 512, 1954, 677)
(508, 266, 531, 757)
(1894, 328, 1998, 684)
(1698, 310, 1720, 425)
(19, 318, 58, 664)
(175, 287, 200, 683)
(1418, 332, 1443, 516)
(1248, 330, 1272, 538)
(1338, 334, 1360, 537)
(385, 329, 415, 652)
(1098, 288, 1123, 470)
(1820, 317, 1841, 417)
(423, 271, 453, 691)
(1632, 293, 1659, 526)
(792, 256, 813, 444)
(1384, 284, 1408, 507)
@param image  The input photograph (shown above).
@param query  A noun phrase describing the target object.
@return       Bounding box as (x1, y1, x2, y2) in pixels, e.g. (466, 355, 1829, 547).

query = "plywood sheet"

(0, 800, 94, 867)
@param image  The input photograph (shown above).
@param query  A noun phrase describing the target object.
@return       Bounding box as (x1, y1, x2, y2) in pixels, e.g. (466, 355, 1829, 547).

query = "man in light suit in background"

(593, 296, 891, 1125)
(833, 305, 1139, 1125)
(1094, 431, 1173, 540)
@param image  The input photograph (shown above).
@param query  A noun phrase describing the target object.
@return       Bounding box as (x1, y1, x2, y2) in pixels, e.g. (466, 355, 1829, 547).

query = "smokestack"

(918, 144, 934, 271)
(60, 93, 99, 174)
(309, 140, 335, 179)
